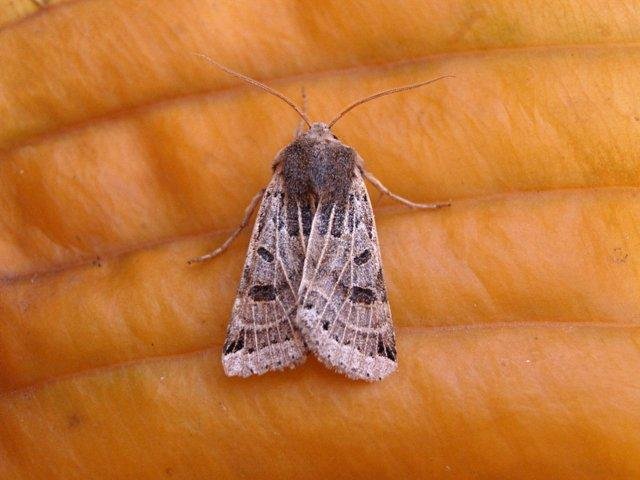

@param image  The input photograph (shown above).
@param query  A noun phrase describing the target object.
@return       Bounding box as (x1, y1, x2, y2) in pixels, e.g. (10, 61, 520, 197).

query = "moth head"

(305, 122, 340, 142)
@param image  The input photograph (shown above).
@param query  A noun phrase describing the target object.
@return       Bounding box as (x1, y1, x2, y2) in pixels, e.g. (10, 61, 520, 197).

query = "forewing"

(222, 171, 313, 377)
(297, 169, 396, 381)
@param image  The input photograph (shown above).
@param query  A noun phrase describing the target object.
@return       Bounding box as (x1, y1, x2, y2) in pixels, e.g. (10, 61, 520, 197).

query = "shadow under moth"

(190, 56, 452, 381)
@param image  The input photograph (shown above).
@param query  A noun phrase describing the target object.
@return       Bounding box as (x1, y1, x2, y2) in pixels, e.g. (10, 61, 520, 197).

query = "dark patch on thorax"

(280, 135, 355, 205)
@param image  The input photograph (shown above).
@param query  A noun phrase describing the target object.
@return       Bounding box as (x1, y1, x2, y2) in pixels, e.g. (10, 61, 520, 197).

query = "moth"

(190, 56, 452, 381)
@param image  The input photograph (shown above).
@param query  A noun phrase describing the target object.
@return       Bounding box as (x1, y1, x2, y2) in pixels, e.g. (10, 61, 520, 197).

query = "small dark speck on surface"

(67, 413, 82, 428)
(610, 247, 629, 264)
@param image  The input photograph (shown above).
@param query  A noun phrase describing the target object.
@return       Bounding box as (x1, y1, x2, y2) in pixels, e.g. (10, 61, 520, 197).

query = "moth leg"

(294, 87, 308, 137)
(363, 170, 451, 210)
(373, 190, 385, 208)
(188, 188, 266, 264)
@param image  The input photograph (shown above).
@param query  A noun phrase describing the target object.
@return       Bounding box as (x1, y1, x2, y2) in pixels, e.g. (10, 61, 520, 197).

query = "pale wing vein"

(301, 201, 336, 304)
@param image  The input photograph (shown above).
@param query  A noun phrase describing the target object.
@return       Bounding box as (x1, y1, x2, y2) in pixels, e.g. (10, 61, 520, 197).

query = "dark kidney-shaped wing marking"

(222, 171, 313, 377)
(296, 168, 397, 381)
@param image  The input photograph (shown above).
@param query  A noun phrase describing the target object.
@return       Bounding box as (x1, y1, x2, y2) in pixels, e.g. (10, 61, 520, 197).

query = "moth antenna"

(194, 53, 312, 128)
(295, 86, 309, 137)
(327, 75, 455, 128)
(300, 86, 308, 116)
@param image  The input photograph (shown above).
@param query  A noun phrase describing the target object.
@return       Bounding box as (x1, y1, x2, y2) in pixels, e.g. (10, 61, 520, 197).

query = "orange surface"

(1, 1, 640, 479)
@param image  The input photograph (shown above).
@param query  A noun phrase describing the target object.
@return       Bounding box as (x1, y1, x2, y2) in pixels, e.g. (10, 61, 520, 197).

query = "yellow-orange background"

(1, 1, 639, 479)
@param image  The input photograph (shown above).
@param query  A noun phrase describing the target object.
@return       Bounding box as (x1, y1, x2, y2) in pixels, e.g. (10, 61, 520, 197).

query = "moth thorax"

(281, 131, 355, 203)
(308, 142, 355, 202)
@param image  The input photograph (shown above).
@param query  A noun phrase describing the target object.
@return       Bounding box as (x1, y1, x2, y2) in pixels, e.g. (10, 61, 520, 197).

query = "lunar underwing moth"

(189, 55, 452, 381)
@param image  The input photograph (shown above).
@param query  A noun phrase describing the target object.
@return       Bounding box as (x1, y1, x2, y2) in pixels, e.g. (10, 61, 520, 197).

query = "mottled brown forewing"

(221, 172, 309, 376)
(296, 168, 396, 381)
